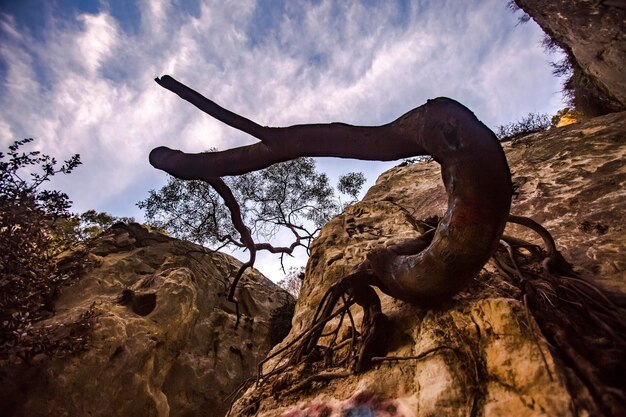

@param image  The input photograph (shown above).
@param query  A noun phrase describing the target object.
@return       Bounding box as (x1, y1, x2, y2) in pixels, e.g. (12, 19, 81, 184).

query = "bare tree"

(149, 74, 511, 366)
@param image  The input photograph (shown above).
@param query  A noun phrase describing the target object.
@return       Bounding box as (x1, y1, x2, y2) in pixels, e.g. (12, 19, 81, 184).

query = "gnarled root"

(495, 215, 626, 417)
(293, 268, 390, 373)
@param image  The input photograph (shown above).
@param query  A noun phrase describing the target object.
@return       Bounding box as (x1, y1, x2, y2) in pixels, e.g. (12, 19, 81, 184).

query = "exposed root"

(229, 215, 625, 417)
(497, 215, 626, 417)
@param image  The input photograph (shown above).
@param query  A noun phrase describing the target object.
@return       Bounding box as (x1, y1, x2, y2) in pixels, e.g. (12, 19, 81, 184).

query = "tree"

(0, 138, 93, 363)
(337, 172, 366, 206)
(56, 209, 135, 245)
(138, 156, 364, 269)
(276, 266, 305, 298)
(149, 75, 512, 302)
(147, 76, 625, 407)
(147, 75, 512, 366)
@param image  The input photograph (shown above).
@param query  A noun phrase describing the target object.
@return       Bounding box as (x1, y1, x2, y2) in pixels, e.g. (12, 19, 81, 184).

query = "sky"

(0, 0, 566, 281)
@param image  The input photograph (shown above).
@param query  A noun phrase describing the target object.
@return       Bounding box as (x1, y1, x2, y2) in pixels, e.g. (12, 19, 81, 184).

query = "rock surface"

(231, 112, 625, 417)
(0, 223, 293, 417)
(515, 0, 626, 113)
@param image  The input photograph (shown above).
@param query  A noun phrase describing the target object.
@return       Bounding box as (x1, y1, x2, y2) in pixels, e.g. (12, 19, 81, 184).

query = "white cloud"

(0, 0, 565, 281)
(76, 13, 120, 74)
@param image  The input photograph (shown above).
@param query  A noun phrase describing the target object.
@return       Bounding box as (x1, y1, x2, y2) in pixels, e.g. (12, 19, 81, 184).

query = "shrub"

(495, 112, 551, 141)
(0, 139, 94, 364)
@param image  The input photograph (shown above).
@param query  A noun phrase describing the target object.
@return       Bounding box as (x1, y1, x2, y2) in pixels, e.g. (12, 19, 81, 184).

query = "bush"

(55, 209, 135, 245)
(0, 139, 95, 364)
(495, 112, 551, 141)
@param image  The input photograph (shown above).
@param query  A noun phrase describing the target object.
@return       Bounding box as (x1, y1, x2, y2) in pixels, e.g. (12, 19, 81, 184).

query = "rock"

(231, 113, 625, 417)
(0, 223, 294, 417)
(514, 0, 626, 113)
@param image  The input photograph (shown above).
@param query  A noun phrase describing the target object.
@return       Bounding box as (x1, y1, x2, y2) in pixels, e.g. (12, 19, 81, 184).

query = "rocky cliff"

(0, 223, 294, 417)
(3, 114, 623, 417)
(515, 0, 626, 114)
(231, 112, 626, 417)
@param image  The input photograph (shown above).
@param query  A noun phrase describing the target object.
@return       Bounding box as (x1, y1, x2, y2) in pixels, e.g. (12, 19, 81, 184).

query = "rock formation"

(0, 223, 294, 417)
(231, 112, 626, 417)
(515, 0, 626, 114)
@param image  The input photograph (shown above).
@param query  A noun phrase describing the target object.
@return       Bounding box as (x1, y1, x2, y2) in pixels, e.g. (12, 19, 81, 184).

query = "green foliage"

(495, 112, 551, 141)
(0, 138, 97, 364)
(138, 157, 364, 252)
(56, 209, 135, 245)
(337, 172, 366, 202)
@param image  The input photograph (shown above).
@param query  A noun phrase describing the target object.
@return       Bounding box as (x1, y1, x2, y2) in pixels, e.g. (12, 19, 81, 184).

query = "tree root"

(496, 215, 626, 417)
(230, 215, 625, 417)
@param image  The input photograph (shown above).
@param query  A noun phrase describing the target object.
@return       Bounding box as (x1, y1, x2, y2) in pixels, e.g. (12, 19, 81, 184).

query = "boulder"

(0, 223, 294, 417)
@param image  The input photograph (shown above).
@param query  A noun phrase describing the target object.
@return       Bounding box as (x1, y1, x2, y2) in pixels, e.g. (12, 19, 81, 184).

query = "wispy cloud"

(0, 0, 564, 279)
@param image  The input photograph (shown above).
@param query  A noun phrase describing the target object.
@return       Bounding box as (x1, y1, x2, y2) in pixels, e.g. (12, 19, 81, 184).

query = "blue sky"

(0, 0, 565, 280)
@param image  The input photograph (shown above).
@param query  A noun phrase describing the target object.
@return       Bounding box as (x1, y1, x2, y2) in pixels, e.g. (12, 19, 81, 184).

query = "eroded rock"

(232, 113, 625, 417)
(515, 0, 626, 113)
(0, 223, 293, 417)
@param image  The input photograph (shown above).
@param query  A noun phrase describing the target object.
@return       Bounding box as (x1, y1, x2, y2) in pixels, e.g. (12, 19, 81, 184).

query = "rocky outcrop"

(515, 0, 626, 114)
(0, 223, 293, 417)
(231, 112, 626, 416)
(370, 111, 626, 289)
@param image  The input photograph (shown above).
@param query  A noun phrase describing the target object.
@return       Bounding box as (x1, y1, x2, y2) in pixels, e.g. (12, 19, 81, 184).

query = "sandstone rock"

(515, 0, 626, 113)
(369, 111, 626, 291)
(231, 113, 625, 417)
(0, 223, 293, 417)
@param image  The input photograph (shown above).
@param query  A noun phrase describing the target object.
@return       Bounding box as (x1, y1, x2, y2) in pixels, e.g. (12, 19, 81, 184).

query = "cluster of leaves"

(55, 209, 135, 245)
(0, 138, 95, 364)
(495, 112, 551, 141)
(138, 157, 365, 265)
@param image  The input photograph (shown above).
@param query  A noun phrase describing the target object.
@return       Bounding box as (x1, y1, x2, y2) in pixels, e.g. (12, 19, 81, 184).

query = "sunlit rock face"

(515, 0, 626, 113)
(0, 223, 294, 417)
(232, 112, 625, 417)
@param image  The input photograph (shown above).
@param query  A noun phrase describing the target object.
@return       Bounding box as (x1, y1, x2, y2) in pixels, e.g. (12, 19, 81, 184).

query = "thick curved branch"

(150, 77, 419, 179)
(204, 177, 255, 302)
(151, 75, 512, 304)
(155, 76, 267, 141)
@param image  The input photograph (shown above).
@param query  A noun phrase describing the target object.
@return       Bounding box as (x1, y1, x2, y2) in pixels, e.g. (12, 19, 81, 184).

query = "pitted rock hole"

(117, 289, 157, 316)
